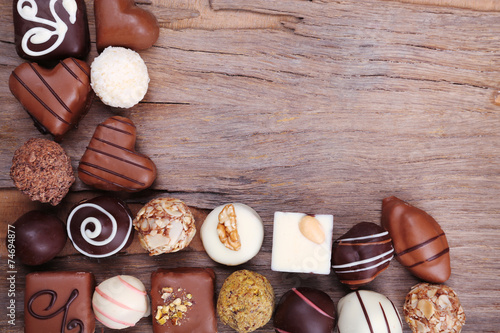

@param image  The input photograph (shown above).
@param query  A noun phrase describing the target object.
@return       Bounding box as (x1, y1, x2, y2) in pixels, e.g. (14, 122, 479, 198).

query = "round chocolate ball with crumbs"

(10, 138, 75, 206)
(274, 287, 336, 333)
(11, 210, 67, 266)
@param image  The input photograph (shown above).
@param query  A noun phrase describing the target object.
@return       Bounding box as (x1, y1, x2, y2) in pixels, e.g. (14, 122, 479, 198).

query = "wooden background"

(1, 0, 499, 332)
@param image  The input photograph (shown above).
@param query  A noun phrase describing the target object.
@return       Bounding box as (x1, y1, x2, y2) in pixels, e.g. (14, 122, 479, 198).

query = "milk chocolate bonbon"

(67, 196, 134, 258)
(25, 271, 95, 333)
(14, 0, 90, 64)
(9, 58, 93, 141)
(78, 116, 157, 192)
(151, 267, 217, 333)
(381, 196, 451, 283)
(274, 287, 336, 333)
(332, 222, 393, 289)
(11, 210, 66, 266)
(94, 0, 159, 52)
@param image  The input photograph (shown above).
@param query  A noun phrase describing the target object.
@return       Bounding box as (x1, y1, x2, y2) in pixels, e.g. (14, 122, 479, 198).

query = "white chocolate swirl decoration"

(67, 201, 133, 258)
(17, 0, 77, 56)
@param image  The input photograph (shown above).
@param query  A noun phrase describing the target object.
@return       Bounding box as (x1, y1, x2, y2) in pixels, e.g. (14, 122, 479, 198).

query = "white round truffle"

(92, 275, 150, 330)
(91, 47, 149, 108)
(201, 203, 264, 266)
(337, 290, 403, 333)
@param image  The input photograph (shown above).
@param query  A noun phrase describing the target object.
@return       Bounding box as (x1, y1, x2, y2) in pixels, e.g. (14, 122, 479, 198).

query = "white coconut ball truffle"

(91, 47, 150, 108)
(92, 275, 150, 329)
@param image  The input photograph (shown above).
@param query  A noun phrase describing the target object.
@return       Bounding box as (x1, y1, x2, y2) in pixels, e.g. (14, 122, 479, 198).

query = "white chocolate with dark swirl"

(67, 196, 133, 258)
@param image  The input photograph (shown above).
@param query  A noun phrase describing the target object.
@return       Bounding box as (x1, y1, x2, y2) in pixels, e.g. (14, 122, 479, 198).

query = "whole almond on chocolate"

(381, 196, 451, 283)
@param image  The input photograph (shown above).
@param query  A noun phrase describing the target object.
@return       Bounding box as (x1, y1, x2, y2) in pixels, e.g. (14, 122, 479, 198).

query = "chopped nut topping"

(155, 286, 194, 326)
(217, 204, 241, 251)
(404, 283, 465, 333)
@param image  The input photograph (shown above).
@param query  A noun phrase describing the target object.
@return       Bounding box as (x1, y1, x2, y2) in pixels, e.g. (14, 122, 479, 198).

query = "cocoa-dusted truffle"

(332, 222, 393, 289)
(10, 138, 75, 205)
(133, 198, 196, 255)
(404, 283, 465, 333)
(217, 270, 274, 333)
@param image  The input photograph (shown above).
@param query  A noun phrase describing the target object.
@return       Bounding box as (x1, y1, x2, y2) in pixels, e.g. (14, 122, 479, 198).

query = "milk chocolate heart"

(9, 58, 94, 141)
(381, 196, 451, 283)
(78, 116, 157, 192)
(94, 0, 160, 53)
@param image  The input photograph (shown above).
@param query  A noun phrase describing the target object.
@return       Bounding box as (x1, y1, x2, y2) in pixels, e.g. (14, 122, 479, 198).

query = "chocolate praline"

(331, 222, 393, 289)
(10, 210, 67, 266)
(14, 0, 90, 65)
(274, 287, 336, 333)
(67, 196, 134, 258)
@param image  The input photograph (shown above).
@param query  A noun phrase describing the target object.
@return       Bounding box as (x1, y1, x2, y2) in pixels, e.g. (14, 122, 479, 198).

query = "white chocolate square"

(271, 212, 334, 275)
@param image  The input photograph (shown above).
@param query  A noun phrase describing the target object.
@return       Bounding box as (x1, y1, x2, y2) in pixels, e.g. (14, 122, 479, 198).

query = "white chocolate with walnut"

(201, 203, 264, 266)
(133, 198, 196, 255)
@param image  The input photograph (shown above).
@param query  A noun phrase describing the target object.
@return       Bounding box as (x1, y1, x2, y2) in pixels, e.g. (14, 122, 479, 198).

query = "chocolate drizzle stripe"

(336, 231, 390, 242)
(396, 232, 445, 256)
(110, 116, 136, 128)
(389, 297, 403, 328)
(60, 60, 82, 84)
(79, 162, 146, 186)
(333, 254, 393, 273)
(28, 63, 73, 115)
(356, 290, 374, 333)
(380, 302, 391, 333)
(333, 249, 394, 269)
(78, 167, 140, 191)
(99, 123, 134, 135)
(12, 72, 70, 125)
(292, 288, 334, 319)
(86, 146, 154, 171)
(71, 57, 89, 77)
(95, 287, 143, 312)
(93, 137, 152, 162)
(405, 247, 450, 268)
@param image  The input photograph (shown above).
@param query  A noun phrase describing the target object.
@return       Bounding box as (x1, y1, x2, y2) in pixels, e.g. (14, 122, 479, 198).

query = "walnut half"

(217, 204, 241, 251)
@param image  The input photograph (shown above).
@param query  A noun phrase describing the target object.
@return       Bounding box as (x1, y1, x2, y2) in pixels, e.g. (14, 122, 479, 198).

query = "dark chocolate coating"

(151, 267, 217, 333)
(14, 0, 90, 65)
(67, 196, 134, 257)
(78, 116, 157, 192)
(274, 287, 335, 333)
(11, 210, 66, 266)
(25, 271, 95, 333)
(332, 222, 393, 289)
(381, 196, 451, 283)
(9, 58, 94, 141)
(95, 0, 159, 52)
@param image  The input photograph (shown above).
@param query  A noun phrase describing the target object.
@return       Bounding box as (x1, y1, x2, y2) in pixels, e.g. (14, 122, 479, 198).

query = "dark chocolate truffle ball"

(274, 287, 336, 333)
(67, 196, 134, 258)
(11, 210, 67, 266)
(331, 222, 393, 289)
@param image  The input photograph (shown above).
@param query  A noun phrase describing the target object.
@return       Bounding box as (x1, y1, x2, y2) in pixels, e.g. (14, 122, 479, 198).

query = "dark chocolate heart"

(9, 58, 93, 141)
(94, 0, 160, 53)
(78, 116, 157, 192)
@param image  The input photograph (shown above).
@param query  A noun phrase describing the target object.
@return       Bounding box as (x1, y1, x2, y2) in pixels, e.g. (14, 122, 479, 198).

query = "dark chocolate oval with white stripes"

(274, 287, 335, 333)
(332, 222, 393, 289)
(78, 116, 157, 192)
(9, 58, 94, 141)
(381, 196, 451, 283)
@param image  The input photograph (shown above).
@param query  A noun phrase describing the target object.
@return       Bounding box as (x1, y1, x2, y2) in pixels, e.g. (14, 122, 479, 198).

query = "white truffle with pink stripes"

(92, 275, 151, 329)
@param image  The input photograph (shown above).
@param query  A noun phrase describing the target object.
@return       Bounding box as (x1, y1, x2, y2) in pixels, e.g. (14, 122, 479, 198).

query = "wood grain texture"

(1, 0, 500, 332)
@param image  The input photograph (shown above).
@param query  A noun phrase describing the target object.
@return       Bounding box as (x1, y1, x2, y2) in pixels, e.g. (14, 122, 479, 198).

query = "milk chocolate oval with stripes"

(78, 116, 156, 192)
(332, 222, 393, 289)
(9, 58, 93, 141)
(381, 196, 451, 283)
